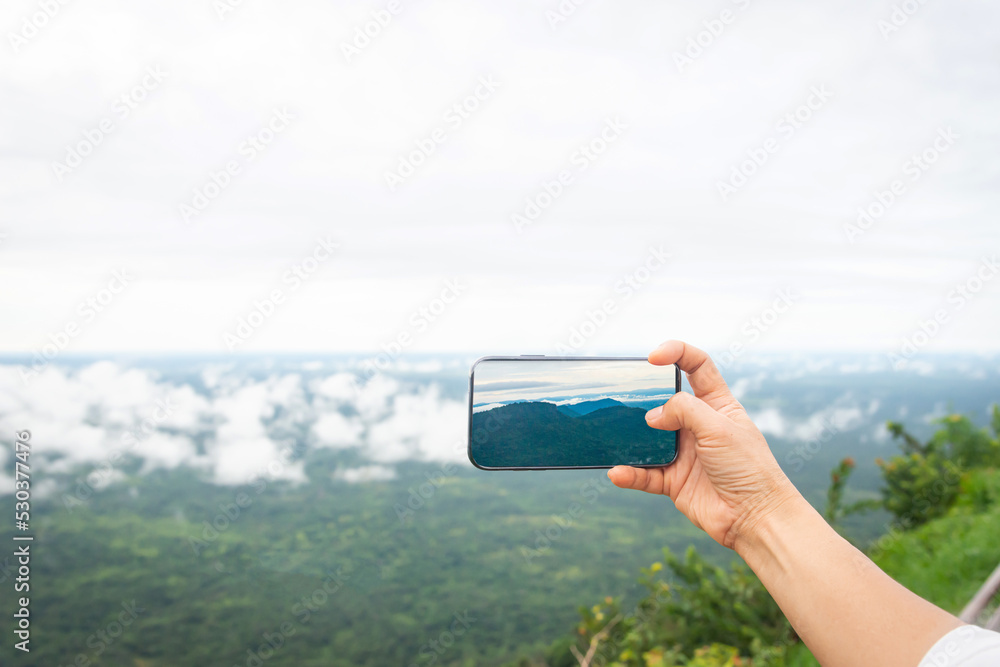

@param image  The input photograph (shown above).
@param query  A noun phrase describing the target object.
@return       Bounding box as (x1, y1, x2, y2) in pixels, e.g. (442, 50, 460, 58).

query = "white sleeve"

(919, 626, 1000, 667)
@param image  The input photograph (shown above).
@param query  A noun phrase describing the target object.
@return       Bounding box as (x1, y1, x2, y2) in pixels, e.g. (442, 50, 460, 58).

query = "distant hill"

(470, 400, 676, 468)
(556, 398, 624, 416)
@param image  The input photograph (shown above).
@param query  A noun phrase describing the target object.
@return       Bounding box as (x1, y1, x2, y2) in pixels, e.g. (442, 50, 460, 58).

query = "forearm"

(735, 494, 962, 667)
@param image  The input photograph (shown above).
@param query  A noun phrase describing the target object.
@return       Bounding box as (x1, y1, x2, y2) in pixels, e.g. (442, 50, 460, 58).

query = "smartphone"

(467, 356, 681, 470)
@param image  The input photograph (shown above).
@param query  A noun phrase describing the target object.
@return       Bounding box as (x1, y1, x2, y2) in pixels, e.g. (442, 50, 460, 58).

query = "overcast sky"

(2, 0, 998, 357)
(473, 358, 676, 404)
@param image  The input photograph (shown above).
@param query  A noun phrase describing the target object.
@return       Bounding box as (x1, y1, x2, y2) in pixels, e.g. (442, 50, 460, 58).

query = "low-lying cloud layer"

(3, 355, 997, 496)
(0, 361, 468, 495)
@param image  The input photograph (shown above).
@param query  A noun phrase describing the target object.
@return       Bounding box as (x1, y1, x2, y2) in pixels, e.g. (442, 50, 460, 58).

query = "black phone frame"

(467, 355, 682, 471)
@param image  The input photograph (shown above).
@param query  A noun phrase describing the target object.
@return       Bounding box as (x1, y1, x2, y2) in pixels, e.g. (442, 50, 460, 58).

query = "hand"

(608, 340, 802, 550)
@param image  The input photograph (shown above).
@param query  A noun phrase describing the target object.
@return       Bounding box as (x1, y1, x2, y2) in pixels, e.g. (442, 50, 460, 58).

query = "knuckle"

(668, 391, 694, 406)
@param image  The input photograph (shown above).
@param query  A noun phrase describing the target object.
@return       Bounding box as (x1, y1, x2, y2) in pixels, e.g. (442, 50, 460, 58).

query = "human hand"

(608, 340, 803, 550)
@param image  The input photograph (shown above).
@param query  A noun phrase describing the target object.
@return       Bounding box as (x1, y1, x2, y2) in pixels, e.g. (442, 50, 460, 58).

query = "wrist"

(730, 482, 819, 568)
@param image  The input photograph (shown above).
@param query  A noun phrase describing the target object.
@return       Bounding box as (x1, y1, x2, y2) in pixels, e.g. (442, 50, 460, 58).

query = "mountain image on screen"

(555, 397, 623, 416)
(471, 398, 676, 468)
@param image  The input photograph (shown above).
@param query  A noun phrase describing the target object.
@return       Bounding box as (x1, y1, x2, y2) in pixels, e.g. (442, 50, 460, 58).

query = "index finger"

(648, 340, 736, 407)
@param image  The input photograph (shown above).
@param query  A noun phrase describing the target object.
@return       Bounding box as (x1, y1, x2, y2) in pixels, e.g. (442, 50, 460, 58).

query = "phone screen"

(468, 357, 680, 470)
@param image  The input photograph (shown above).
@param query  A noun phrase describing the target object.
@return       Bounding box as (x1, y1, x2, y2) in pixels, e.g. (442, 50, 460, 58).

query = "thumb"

(645, 391, 728, 441)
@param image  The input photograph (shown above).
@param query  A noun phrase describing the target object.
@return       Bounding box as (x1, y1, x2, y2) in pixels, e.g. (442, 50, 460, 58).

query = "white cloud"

(210, 382, 274, 439)
(132, 432, 202, 473)
(312, 373, 359, 403)
(210, 436, 304, 486)
(0, 361, 450, 495)
(29, 477, 61, 501)
(752, 407, 787, 438)
(873, 423, 891, 443)
(0, 362, 215, 476)
(793, 407, 864, 442)
(201, 365, 235, 391)
(203, 379, 305, 486)
(333, 465, 396, 484)
(268, 373, 303, 405)
(365, 385, 468, 464)
(353, 375, 400, 421)
(158, 384, 212, 431)
(40, 424, 110, 472)
(0, 363, 320, 493)
(729, 372, 766, 401)
(312, 411, 363, 448)
(748, 401, 866, 443)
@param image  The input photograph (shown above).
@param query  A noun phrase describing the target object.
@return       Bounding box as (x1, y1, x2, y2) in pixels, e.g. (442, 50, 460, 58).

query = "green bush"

(929, 409, 1000, 468)
(875, 410, 1000, 528)
(547, 546, 796, 666)
(875, 452, 962, 528)
(871, 467, 1000, 613)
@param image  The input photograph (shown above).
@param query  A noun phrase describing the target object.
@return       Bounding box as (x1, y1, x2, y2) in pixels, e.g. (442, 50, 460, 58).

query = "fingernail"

(645, 406, 662, 421)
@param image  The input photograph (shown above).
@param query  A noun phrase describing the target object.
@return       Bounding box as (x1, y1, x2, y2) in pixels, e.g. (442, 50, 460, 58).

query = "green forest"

(471, 400, 676, 468)
(1, 406, 998, 666)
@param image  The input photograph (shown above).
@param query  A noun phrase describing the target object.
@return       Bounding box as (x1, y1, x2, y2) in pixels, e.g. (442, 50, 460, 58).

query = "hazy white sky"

(472, 358, 676, 404)
(2, 0, 998, 357)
